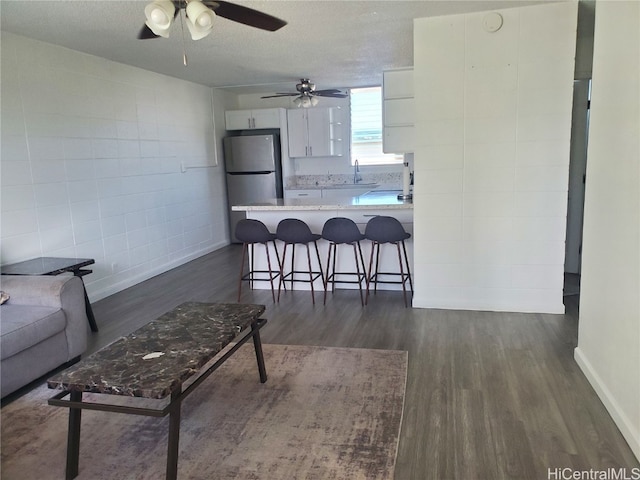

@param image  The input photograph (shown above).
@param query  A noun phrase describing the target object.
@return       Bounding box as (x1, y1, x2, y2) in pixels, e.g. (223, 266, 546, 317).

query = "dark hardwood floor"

(22, 245, 640, 478)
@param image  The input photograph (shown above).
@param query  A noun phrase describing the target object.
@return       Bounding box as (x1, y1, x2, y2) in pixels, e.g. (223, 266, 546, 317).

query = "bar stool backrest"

(322, 217, 365, 244)
(276, 218, 320, 244)
(235, 219, 275, 244)
(364, 216, 411, 243)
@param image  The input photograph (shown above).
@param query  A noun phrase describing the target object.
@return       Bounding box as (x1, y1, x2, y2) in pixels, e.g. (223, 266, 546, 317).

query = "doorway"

(564, 79, 591, 296)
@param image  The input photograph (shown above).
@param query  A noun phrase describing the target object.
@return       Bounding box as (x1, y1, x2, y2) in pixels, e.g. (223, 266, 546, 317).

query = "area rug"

(1, 344, 407, 479)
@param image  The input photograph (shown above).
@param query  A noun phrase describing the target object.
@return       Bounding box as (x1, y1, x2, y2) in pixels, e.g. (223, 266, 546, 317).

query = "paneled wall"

(575, 0, 640, 460)
(412, 2, 578, 313)
(1, 33, 228, 301)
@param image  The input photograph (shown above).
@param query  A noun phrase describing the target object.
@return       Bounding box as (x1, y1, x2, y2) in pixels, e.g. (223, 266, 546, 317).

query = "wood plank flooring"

(33, 246, 640, 478)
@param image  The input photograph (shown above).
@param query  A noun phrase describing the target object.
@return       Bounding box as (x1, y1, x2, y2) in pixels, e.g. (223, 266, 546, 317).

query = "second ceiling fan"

(262, 79, 348, 108)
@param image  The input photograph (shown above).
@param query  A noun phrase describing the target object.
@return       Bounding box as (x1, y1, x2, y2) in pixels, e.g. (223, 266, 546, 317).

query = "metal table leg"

(66, 390, 83, 480)
(251, 321, 268, 383)
(166, 388, 182, 480)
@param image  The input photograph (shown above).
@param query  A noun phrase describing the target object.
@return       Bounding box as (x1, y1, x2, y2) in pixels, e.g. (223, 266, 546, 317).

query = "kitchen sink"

(359, 189, 402, 197)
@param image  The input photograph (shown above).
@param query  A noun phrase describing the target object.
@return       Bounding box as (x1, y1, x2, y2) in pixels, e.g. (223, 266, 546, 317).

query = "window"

(350, 86, 403, 166)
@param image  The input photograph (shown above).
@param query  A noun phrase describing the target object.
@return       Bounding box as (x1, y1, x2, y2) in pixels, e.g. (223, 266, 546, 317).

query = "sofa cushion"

(0, 305, 66, 360)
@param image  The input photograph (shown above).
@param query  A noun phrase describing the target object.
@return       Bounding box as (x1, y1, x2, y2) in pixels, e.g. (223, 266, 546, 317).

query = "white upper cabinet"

(287, 107, 342, 158)
(225, 108, 283, 130)
(382, 69, 414, 153)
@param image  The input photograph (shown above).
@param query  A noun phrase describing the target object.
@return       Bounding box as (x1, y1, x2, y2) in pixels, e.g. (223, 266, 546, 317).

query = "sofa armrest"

(1, 275, 72, 308)
(1, 275, 88, 359)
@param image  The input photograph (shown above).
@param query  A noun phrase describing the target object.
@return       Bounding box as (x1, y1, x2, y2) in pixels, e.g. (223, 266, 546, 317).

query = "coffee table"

(1, 257, 98, 332)
(47, 302, 268, 480)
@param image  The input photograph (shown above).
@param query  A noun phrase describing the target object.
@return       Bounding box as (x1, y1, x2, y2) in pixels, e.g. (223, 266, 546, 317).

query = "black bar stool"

(364, 215, 413, 307)
(235, 219, 282, 303)
(321, 217, 367, 306)
(276, 218, 324, 305)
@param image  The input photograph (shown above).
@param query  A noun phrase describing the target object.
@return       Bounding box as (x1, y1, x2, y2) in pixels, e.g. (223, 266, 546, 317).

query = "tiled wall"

(412, 2, 577, 313)
(1, 33, 229, 300)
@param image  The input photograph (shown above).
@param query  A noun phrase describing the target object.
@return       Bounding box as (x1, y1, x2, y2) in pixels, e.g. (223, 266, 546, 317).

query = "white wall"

(574, 0, 640, 460)
(412, 2, 577, 313)
(1, 33, 229, 301)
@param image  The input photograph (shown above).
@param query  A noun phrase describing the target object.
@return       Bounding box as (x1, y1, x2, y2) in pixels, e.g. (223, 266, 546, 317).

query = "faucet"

(353, 159, 362, 184)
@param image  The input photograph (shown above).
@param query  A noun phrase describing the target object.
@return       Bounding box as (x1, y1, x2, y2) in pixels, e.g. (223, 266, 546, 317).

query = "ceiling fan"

(261, 79, 348, 108)
(139, 0, 287, 41)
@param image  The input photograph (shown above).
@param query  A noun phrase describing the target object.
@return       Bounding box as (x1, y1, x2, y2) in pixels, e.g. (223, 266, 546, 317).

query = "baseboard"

(411, 296, 566, 314)
(574, 347, 640, 461)
(87, 241, 229, 302)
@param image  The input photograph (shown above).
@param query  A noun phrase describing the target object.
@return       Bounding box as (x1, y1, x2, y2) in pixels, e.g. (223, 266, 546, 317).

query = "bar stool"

(321, 217, 367, 306)
(276, 218, 324, 305)
(235, 219, 282, 303)
(364, 215, 413, 308)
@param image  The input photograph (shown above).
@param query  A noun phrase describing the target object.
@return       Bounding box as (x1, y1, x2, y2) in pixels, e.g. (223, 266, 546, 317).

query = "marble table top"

(47, 302, 266, 399)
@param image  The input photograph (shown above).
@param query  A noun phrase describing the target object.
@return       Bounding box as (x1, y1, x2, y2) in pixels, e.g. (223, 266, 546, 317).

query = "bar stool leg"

(273, 240, 285, 292)
(402, 240, 413, 293)
(353, 242, 364, 306)
(330, 243, 338, 294)
(250, 243, 255, 290)
(395, 241, 408, 308)
(365, 241, 377, 305)
(306, 243, 315, 305)
(278, 243, 288, 302)
(264, 242, 276, 303)
(323, 242, 334, 305)
(314, 241, 324, 285)
(238, 242, 248, 302)
(290, 244, 296, 291)
(374, 242, 381, 294)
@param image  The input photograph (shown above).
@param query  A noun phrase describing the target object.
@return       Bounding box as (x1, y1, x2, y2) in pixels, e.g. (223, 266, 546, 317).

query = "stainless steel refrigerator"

(224, 132, 283, 243)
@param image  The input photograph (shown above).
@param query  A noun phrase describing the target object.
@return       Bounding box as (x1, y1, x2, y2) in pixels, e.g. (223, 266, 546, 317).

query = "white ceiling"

(1, 0, 556, 95)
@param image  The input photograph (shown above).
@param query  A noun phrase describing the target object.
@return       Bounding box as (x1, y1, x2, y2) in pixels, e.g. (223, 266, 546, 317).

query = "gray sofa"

(1, 275, 88, 398)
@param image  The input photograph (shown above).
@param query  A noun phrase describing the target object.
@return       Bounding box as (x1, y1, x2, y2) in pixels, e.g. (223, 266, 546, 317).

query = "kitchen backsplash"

(286, 172, 403, 189)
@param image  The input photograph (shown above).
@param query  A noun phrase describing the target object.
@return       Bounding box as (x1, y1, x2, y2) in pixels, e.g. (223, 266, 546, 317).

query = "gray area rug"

(2, 344, 407, 479)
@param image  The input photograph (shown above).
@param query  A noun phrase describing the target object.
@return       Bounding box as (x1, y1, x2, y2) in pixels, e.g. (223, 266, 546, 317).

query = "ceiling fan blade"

(206, 1, 287, 31)
(138, 24, 160, 39)
(314, 89, 343, 95)
(261, 93, 299, 98)
(315, 92, 348, 98)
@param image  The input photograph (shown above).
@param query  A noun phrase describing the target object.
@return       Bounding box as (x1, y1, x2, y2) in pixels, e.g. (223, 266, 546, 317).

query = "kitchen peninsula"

(232, 191, 413, 293)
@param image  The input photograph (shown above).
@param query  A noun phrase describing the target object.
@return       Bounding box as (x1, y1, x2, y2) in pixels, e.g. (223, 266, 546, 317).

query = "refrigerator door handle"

(228, 171, 273, 175)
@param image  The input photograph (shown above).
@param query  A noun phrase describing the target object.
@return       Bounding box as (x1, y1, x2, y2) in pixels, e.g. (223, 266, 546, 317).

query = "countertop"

(232, 190, 413, 211)
(287, 183, 380, 191)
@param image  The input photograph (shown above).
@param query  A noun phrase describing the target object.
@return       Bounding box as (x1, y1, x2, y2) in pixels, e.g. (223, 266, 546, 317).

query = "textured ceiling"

(1, 0, 555, 94)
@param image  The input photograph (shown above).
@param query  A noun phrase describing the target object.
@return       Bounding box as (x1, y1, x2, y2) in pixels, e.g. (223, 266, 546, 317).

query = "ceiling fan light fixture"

(295, 95, 313, 108)
(186, 0, 216, 40)
(144, 0, 175, 38)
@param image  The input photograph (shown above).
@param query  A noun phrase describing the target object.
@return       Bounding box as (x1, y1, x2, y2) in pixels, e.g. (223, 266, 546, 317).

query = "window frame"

(349, 86, 403, 167)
